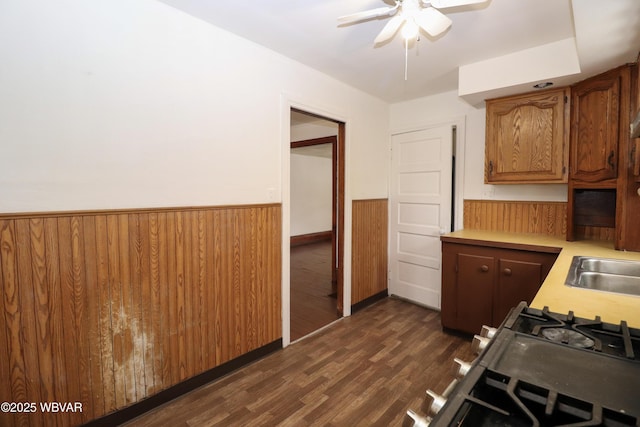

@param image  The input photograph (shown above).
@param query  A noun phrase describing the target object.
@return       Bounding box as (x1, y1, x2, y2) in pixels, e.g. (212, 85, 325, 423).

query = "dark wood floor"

(290, 241, 340, 341)
(123, 297, 475, 427)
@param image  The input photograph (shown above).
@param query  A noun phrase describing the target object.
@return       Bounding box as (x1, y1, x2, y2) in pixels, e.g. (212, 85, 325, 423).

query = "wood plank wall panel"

(351, 199, 388, 305)
(463, 199, 615, 241)
(0, 205, 281, 427)
(575, 225, 616, 241)
(463, 200, 568, 237)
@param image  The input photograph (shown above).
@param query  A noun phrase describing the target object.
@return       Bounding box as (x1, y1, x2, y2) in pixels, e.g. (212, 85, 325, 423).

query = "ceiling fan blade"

(430, 0, 489, 9)
(374, 15, 405, 44)
(337, 5, 399, 25)
(415, 7, 452, 37)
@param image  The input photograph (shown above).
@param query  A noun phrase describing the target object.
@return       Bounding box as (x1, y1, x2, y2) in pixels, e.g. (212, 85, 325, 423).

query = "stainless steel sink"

(579, 257, 640, 276)
(565, 256, 640, 296)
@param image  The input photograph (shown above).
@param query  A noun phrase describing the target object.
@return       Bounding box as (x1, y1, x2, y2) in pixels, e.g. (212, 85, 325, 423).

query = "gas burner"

(541, 327, 595, 348)
(421, 303, 640, 427)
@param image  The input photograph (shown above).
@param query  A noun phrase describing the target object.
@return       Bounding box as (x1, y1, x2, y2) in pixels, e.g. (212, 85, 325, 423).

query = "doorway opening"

(289, 109, 345, 341)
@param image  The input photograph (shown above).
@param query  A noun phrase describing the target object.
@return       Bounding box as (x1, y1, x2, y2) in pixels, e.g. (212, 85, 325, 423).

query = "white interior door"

(389, 125, 453, 309)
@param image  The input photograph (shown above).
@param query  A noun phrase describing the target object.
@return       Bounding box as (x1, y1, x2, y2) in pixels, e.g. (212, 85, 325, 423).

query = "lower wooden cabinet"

(441, 240, 558, 334)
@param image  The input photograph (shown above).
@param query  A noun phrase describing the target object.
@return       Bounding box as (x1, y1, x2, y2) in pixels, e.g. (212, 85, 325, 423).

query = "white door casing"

(389, 125, 453, 309)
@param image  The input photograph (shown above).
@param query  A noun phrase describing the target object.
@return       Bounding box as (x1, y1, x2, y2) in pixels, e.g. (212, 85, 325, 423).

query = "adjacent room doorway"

(289, 109, 345, 341)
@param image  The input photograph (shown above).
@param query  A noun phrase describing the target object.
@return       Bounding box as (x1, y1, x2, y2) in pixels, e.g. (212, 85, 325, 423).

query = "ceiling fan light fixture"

(401, 19, 420, 40)
(339, 0, 489, 79)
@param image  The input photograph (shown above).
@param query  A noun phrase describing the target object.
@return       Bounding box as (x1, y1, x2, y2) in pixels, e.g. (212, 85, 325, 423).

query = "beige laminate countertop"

(442, 230, 640, 328)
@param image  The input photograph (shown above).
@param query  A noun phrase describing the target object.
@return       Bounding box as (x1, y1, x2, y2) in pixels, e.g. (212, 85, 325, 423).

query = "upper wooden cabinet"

(570, 67, 623, 184)
(485, 88, 570, 184)
(566, 64, 633, 247)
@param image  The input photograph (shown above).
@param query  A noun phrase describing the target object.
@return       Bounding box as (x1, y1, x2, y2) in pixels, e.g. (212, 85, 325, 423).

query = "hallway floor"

(290, 240, 340, 341)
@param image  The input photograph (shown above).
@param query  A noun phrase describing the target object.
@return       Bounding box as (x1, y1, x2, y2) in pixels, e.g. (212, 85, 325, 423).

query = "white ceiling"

(158, 0, 640, 103)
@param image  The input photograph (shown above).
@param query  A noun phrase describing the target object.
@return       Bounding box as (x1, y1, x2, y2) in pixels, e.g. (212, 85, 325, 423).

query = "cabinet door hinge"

(454, 264, 458, 273)
(564, 95, 568, 103)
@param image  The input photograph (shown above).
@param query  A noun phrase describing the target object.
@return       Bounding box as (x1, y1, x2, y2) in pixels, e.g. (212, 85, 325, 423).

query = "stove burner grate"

(426, 303, 640, 426)
(453, 369, 640, 427)
(515, 306, 640, 360)
(541, 327, 595, 348)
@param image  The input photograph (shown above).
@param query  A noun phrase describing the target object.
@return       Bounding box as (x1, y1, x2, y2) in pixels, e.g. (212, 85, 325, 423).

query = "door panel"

(389, 125, 453, 308)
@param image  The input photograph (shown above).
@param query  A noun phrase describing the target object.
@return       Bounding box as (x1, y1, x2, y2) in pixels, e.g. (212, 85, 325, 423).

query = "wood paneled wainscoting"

(463, 199, 615, 240)
(351, 199, 388, 309)
(463, 200, 567, 237)
(0, 204, 282, 427)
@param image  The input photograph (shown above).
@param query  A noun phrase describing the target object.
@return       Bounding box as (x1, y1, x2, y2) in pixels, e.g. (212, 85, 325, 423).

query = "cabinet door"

(633, 62, 640, 182)
(494, 258, 543, 324)
(441, 241, 558, 334)
(455, 253, 494, 335)
(485, 88, 569, 184)
(571, 69, 620, 182)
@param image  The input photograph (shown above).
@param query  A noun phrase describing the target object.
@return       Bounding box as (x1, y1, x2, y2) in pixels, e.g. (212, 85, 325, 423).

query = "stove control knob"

(425, 389, 447, 415)
(452, 357, 472, 378)
(406, 409, 431, 427)
(481, 325, 497, 339)
(472, 334, 490, 355)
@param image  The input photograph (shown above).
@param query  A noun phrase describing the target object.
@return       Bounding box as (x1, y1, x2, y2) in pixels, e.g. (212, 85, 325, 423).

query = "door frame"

(281, 95, 350, 348)
(290, 134, 339, 295)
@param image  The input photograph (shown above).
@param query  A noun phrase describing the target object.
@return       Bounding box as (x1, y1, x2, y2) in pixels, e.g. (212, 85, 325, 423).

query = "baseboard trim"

(83, 339, 283, 426)
(290, 231, 332, 246)
(351, 290, 388, 314)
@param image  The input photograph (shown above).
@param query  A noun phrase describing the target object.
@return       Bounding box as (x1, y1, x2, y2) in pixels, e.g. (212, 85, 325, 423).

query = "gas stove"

(406, 302, 640, 426)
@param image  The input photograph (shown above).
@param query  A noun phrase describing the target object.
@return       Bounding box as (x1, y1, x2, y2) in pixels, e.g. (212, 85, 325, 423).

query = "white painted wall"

(290, 119, 336, 237)
(290, 149, 332, 236)
(0, 0, 389, 345)
(291, 121, 338, 142)
(390, 90, 568, 204)
(0, 0, 389, 213)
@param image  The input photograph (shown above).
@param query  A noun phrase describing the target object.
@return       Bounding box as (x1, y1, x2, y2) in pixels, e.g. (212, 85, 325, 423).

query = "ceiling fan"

(338, 0, 490, 45)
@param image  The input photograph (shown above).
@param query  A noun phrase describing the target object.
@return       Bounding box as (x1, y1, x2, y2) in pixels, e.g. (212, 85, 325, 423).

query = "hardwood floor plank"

(123, 298, 475, 427)
(290, 241, 339, 341)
